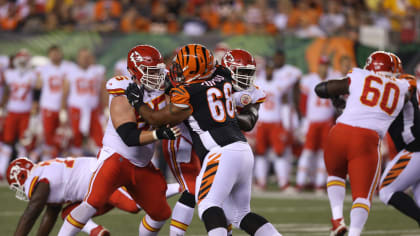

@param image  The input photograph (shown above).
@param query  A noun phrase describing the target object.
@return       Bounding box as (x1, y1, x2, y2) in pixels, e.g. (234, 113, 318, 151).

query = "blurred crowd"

(0, 0, 419, 42)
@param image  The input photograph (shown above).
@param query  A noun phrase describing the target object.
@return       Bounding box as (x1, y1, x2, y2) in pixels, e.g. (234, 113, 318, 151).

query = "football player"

(379, 60, 420, 226)
(295, 56, 336, 193)
(160, 48, 265, 236)
(125, 44, 281, 236)
(58, 45, 181, 236)
(315, 51, 416, 236)
(35, 45, 73, 160)
(0, 49, 37, 179)
(253, 50, 302, 190)
(65, 48, 106, 156)
(7, 156, 180, 236)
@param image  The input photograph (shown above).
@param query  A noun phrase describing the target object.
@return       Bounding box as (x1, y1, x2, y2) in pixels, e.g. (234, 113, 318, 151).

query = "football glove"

(154, 126, 181, 140)
(125, 83, 144, 110)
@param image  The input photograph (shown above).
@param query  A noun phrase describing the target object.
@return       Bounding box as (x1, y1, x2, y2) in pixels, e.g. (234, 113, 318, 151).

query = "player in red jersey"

(316, 51, 416, 236)
(58, 45, 180, 236)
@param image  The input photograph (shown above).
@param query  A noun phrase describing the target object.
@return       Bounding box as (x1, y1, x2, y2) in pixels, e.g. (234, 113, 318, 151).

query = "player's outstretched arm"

(111, 96, 180, 146)
(237, 103, 260, 132)
(14, 182, 50, 236)
(315, 78, 349, 98)
(36, 204, 62, 236)
(138, 103, 191, 127)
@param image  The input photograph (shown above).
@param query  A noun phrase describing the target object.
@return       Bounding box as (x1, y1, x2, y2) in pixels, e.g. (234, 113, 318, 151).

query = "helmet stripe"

(202, 46, 208, 73)
(185, 46, 190, 65)
(180, 49, 185, 67)
(194, 44, 200, 74)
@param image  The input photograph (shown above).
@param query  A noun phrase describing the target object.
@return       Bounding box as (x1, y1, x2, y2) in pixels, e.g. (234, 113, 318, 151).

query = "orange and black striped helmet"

(170, 44, 214, 84)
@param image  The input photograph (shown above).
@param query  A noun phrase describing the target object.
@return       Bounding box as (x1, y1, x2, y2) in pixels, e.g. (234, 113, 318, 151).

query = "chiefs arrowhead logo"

(223, 52, 234, 63)
(130, 51, 144, 64)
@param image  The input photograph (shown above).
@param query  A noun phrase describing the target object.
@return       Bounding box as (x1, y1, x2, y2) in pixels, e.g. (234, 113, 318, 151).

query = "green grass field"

(1, 185, 419, 236)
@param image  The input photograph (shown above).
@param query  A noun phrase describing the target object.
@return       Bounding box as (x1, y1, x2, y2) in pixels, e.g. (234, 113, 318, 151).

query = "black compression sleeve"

(237, 104, 259, 132)
(33, 89, 41, 101)
(314, 81, 330, 98)
(116, 122, 142, 146)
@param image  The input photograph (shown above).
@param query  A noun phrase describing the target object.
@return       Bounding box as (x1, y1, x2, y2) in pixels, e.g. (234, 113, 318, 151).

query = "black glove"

(125, 83, 144, 110)
(164, 74, 174, 95)
(154, 126, 180, 140)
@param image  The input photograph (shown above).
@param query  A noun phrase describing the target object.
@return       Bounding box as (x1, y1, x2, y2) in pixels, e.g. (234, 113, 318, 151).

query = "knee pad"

(202, 206, 228, 232)
(239, 212, 268, 235)
(352, 198, 371, 213)
(179, 191, 196, 208)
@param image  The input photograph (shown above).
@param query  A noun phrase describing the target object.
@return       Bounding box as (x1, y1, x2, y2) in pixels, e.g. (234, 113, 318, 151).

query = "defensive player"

(58, 45, 180, 236)
(0, 49, 37, 179)
(65, 48, 106, 156)
(35, 45, 73, 160)
(7, 156, 181, 236)
(253, 51, 301, 190)
(379, 72, 420, 225)
(161, 48, 265, 236)
(315, 51, 415, 236)
(295, 56, 335, 193)
(126, 44, 281, 236)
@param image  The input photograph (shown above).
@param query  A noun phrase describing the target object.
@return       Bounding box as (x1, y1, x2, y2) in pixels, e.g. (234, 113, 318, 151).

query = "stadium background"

(1, 0, 420, 235)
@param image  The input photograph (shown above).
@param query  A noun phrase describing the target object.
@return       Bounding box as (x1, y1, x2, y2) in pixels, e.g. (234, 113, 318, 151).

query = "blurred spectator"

(0, 1, 25, 31)
(273, 0, 292, 32)
(221, 12, 246, 35)
(287, 0, 321, 29)
(71, 0, 94, 30)
(166, 0, 182, 16)
(149, 2, 173, 34)
(216, 0, 243, 19)
(200, 2, 220, 30)
(182, 8, 207, 36)
(319, 1, 345, 36)
(120, 8, 150, 33)
(94, 1, 120, 32)
(244, 0, 265, 33)
(94, 0, 121, 22)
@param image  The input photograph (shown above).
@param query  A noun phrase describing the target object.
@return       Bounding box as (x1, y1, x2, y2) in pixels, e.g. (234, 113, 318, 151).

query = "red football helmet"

(222, 49, 256, 91)
(127, 45, 166, 91)
(364, 51, 397, 75)
(6, 157, 35, 201)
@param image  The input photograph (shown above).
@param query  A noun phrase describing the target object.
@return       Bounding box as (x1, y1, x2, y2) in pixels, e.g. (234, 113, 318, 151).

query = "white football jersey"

(233, 85, 266, 109)
(24, 157, 96, 204)
(67, 64, 105, 109)
(300, 72, 335, 122)
(102, 76, 166, 167)
(272, 64, 302, 94)
(114, 59, 131, 78)
(36, 61, 74, 111)
(4, 68, 37, 113)
(337, 68, 412, 138)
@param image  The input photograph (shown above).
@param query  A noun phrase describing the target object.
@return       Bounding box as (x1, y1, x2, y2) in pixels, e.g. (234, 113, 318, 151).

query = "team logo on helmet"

(130, 51, 144, 64)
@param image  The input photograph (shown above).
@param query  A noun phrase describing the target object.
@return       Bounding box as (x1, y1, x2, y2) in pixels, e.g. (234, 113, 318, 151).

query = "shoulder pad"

(106, 76, 131, 95)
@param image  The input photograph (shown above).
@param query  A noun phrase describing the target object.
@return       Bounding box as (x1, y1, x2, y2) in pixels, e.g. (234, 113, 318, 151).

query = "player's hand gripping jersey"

(170, 67, 246, 159)
(103, 75, 166, 166)
(337, 68, 413, 138)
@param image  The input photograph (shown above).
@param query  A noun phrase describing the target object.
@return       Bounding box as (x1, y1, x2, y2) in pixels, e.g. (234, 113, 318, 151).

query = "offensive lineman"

(315, 51, 416, 236)
(126, 44, 281, 236)
(58, 45, 180, 236)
